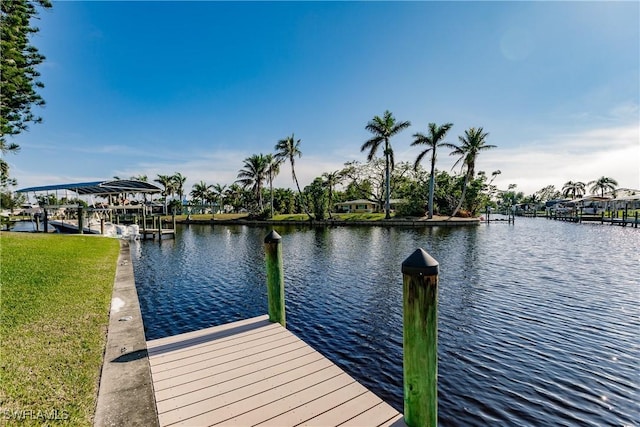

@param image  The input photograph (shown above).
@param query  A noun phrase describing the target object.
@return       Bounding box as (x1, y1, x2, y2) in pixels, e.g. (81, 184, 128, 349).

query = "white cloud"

(479, 123, 640, 195)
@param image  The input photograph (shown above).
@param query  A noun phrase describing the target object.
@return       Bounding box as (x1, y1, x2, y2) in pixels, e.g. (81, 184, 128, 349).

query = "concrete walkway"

(94, 241, 158, 427)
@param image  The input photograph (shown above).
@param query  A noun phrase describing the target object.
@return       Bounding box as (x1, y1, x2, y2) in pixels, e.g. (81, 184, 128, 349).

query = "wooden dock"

(140, 228, 176, 239)
(146, 315, 406, 427)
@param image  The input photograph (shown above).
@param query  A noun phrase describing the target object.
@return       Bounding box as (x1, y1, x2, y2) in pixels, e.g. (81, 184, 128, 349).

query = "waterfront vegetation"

(1, 109, 630, 219)
(0, 233, 119, 426)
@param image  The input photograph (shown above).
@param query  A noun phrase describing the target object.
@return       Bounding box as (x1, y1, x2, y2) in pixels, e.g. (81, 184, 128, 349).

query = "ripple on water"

(132, 221, 639, 425)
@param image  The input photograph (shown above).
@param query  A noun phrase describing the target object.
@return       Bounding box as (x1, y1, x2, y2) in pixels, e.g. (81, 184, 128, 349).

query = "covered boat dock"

(16, 180, 174, 238)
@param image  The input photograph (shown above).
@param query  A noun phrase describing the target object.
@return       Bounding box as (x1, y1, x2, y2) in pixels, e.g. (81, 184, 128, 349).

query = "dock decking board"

(147, 315, 406, 427)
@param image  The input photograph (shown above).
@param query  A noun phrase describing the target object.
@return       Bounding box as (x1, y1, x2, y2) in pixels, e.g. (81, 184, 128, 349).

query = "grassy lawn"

(0, 233, 119, 426)
(161, 213, 249, 221)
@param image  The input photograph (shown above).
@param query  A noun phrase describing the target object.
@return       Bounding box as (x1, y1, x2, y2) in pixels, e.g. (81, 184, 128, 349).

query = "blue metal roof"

(17, 180, 162, 195)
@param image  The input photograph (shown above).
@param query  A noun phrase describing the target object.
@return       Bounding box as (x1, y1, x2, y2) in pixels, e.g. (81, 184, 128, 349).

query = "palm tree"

(265, 154, 282, 218)
(275, 134, 311, 219)
(562, 181, 586, 199)
(203, 189, 216, 216)
(588, 176, 618, 197)
(236, 154, 269, 211)
(412, 122, 453, 219)
(211, 183, 227, 214)
(190, 181, 212, 206)
(322, 170, 343, 219)
(171, 172, 187, 213)
(444, 127, 496, 218)
(154, 174, 174, 214)
(361, 110, 411, 219)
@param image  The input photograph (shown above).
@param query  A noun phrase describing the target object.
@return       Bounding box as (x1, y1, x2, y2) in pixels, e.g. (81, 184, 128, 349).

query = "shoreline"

(175, 215, 481, 227)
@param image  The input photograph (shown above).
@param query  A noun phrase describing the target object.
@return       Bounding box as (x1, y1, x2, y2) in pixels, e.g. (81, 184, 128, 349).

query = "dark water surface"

(131, 218, 639, 426)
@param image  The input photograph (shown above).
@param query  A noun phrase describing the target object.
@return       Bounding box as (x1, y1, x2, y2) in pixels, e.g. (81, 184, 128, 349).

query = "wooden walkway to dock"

(146, 315, 405, 427)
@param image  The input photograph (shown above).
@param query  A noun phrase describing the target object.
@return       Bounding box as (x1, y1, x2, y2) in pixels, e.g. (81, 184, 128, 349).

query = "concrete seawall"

(94, 241, 158, 427)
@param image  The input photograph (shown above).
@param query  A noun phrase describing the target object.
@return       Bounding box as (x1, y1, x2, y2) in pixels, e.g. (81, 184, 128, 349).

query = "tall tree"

(535, 184, 561, 202)
(444, 127, 496, 217)
(588, 176, 618, 197)
(265, 154, 282, 218)
(411, 122, 453, 219)
(322, 170, 343, 219)
(190, 181, 212, 206)
(212, 183, 227, 214)
(171, 172, 187, 212)
(361, 110, 411, 219)
(562, 181, 586, 199)
(225, 183, 245, 213)
(275, 134, 311, 219)
(1, 0, 51, 154)
(236, 154, 269, 211)
(154, 174, 174, 214)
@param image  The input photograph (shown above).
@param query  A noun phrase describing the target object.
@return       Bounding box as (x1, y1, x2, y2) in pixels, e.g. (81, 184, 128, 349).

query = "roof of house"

(335, 199, 376, 205)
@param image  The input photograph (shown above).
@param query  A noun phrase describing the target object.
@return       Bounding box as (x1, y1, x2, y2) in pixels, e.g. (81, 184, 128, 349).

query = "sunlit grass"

(0, 233, 119, 426)
(271, 214, 309, 221)
(161, 213, 249, 221)
(333, 213, 389, 221)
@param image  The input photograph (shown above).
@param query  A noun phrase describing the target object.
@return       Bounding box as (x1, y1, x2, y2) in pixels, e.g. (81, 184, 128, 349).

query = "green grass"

(271, 214, 310, 221)
(333, 213, 389, 221)
(0, 233, 119, 426)
(161, 213, 249, 221)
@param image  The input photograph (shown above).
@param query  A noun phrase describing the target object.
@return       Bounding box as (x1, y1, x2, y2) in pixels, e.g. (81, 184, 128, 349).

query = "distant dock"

(147, 315, 405, 427)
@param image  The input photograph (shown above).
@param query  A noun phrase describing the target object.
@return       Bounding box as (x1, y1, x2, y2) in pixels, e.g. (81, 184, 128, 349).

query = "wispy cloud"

(481, 123, 639, 194)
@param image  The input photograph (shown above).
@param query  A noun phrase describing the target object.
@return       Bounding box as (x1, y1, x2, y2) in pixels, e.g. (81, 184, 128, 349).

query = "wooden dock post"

(43, 209, 48, 233)
(402, 248, 438, 427)
(78, 206, 84, 234)
(157, 218, 163, 240)
(264, 230, 285, 327)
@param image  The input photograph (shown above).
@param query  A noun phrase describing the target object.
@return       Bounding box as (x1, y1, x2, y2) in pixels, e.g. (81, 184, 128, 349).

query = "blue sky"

(8, 1, 639, 197)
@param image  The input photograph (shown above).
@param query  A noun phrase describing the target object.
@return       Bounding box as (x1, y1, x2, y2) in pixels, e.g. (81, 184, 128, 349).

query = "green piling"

(402, 248, 439, 427)
(264, 230, 285, 327)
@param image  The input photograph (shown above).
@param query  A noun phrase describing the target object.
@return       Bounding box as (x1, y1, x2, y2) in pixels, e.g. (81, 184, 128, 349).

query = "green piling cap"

(264, 230, 282, 243)
(402, 248, 439, 276)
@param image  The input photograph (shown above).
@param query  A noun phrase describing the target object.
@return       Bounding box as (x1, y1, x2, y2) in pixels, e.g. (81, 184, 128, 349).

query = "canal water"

(131, 218, 639, 426)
